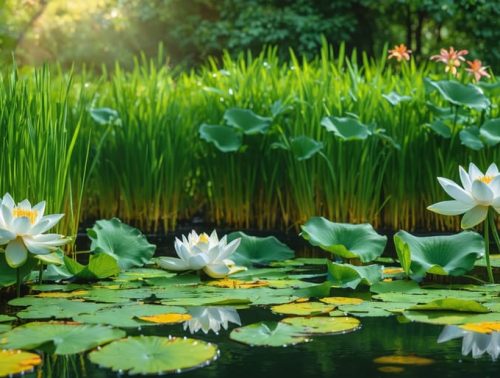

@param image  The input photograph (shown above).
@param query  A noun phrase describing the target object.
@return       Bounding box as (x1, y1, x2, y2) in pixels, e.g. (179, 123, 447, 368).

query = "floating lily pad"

(14, 298, 111, 320)
(88, 336, 218, 375)
(0, 315, 16, 323)
(0, 324, 11, 333)
(138, 313, 192, 324)
(327, 261, 383, 289)
(0, 349, 42, 376)
(0, 322, 125, 354)
(337, 301, 406, 317)
(35, 290, 89, 298)
(409, 298, 490, 313)
(320, 297, 363, 305)
(301, 217, 387, 262)
(370, 280, 424, 294)
(88, 218, 156, 270)
(281, 316, 360, 335)
(373, 355, 434, 366)
(206, 279, 269, 289)
(230, 322, 309, 347)
(271, 302, 335, 316)
(403, 310, 500, 325)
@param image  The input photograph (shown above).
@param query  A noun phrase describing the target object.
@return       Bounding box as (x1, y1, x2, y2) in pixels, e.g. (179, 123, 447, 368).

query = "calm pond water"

(21, 308, 498, 378)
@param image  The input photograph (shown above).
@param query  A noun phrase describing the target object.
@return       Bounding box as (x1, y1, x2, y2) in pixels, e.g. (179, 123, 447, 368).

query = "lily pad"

(271, 302, 335, 316)
(403, 310, 500, 325)
(321, 116, 372, 141)
(373, 355, 434, 366)
(394, 231, 484, 279)
(14, 299, 111, 320)
(0, 349, 41, 376)
(230, 322, 309, 347)
(228, 232, 294, 266)
(327, 261, 383, 289)
(88, 218, 156, 270)
(320, 297, 363, 305)
(409, 298, 490, 313)
(206, 279, 269, 289)
(281, 316, 360, 335)
(224, 108, 272, 135)
(426, 79, 490, 110)
(0, 322, 125, 354)
(425, 120, 451, 138)
(88, 336, 218, 375)
(64, 254, 121, 281)
(301, 217, 387, 262)
(138, 313, 192, 324)
(199, 124, 243, 152)
(460, 127, 484, 150)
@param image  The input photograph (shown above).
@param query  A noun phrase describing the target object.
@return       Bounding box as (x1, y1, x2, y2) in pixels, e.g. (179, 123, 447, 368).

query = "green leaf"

(199, 123, 243, 152)
(88, 336, 218, 375)
(64, 254, 121, 281)
(0, 322, 125, 355)
(230, 321, 309, 347)
(0, 254, 37, 288)
(425, 120, 451, 138)
(223, 108, 272, 135)
(382, 91, 412, 106)
(14, 298, 111, 320)
(479, 118, 500, 147)
(301, 217, 387, 262)
(409, 298, 490, 313)
(228, 232, 294, 267)
(271, 302, 335, 316)
(282, 316, 360, 335)
(393, 231, 484, 280)
(403, 310, 500, 325)
(34, 249, 64, 265)
(272, 136, 323, 161)
(426, 79, 491, 110)
(393, 234, 411, 276)
(89, 107, 120, 125)
(459, 127, 484, 150)
(88, 218, 156, 270)
(326, 261, 383, 289)
(321, 116, 372, 141)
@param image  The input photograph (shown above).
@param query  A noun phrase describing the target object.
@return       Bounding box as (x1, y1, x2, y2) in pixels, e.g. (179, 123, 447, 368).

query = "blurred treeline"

(1, 0, 499, 70)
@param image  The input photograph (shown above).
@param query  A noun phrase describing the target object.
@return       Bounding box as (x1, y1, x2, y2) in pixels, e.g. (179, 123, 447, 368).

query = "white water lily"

(438, 325, 500, 361)
(0, 193, 69, 268)
(157, 230, 245, 278)
(183, 306, 241, 334)
(427, 162, 500, 229)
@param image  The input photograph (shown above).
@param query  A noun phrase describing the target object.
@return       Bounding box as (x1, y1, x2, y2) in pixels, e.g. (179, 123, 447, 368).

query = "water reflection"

(437, 325, 500, 361)
(183, 306, 241, 335)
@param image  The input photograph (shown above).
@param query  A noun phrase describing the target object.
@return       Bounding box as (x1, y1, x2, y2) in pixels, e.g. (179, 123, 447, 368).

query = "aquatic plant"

(183, 306, 241, 334)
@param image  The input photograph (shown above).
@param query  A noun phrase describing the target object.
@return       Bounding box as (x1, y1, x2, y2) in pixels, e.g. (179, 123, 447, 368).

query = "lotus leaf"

(426, 79, 490, 110)
(320, 297, 363, 305)
(382, 91, 412, 106)
(460, 127, 484, 150)
(0, 349, 41, 376)
(425, 120, 451, 138)
(409, 298, 490, 313)
(479, 118, 500, 146)
(89, 107, 120, 125)
(230, 321, 309, 347)
(223, 108, 272, 135)
(64, 254, 121, 281)
(88, 336, 218, 374)
(272, 136, 323, 161)
(199, 124, 243, 152)
(228, 232, 294, 266)
(327, 261, 383, 289)
(138, 313, 192, 324)
(403, 311, 500, 325)
(301, 217, 387, 262)
(0, 322, 125, 354)
(271, 302, 335, 316)
(321, 116, 372, 141)
(14, 298, 111, 320)
(282, 316, 360, 335)
(206, 279, 269, 289)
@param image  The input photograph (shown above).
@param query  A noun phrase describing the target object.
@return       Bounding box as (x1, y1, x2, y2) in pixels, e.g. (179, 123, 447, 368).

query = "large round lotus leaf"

(73, 304, 186, 328)
(460, 321, 500, 334)
(223, 108, 272, 135)
(301, 217, 387, 262)
(459, 127, 484, 150)
(228, 232, 294, 267)
(282, 316, 360, 335)
(14, 299, 112, 320)
(373, 355, 434, 366)
(480, 118, 500, 147)
(199, 123, 243, 152)
(0, 349, 42, 376)
(271, 302, 334, 316)
(320, 297, 363, 305)
(0, 322, 125, 354)
(138, 313, 192, 324)
(230, 322, 309, 347)
(88, 336, 218, 375)
(403, 311, 500, 325)
(393, 231, 484, 279)
(370, 280, 424, 294)
(327, 261, 383, 289)
(426, 79, 490, 110)
(88, 218, 156, 270)
(409, 298, 490, 313)
(321, 116, 372, 141)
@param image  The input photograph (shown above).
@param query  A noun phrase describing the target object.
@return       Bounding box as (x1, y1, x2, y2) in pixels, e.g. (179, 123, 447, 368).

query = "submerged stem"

(16, 268, 21, 298)
(483, 213, 494, 284)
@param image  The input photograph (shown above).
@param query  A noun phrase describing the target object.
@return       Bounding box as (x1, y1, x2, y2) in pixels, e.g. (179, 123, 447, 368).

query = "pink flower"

(388, 44, 411, 62)
(430, 47, 468, 76)
(466, 59, 491, 82)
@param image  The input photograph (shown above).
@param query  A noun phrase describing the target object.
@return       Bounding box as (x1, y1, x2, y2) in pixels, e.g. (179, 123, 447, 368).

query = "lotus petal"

(427, 200, 474, 215)
(5, 239, 28, 268)
(461, 206, 488, 229)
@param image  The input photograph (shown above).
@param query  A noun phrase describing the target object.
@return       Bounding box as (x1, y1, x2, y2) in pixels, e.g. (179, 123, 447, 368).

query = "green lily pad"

(0, 315, 16, 323)
(282, 316, 360, 335)
(224, 108, 272, 135)
(301, 217, 387, 262)
(64, 254, 121, 281)
(272, 136, 323, 161)
(409, 298, 490, 313)
(199, 123, 243, 152)
(228, 232, 294, 267)
(321, 116, 372, 141)
(230, 321, 309, 347)
(393, 231, 484, 279)
(460, 127, 484, 150)
(0, 349, 42, 376)
(425, 120, 451, 138)
(0, 324, 11, 333)
(88, 336, 218, 375)
(88, 218, 156, 270)
(338, 301, 409, 317)
(403, 310, 500, 325)
(271, 302, 335, 316)
(327, 261, 382, 289)
(14, 298, 111, 320)
(370, 280, 424, 294)
(480, 118, 500, 147)
(426, 79, 491, 110)
(0, 322, 125, 354)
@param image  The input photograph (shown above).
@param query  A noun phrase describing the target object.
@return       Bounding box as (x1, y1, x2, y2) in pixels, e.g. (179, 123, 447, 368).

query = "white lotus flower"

(0, 193, 69, 268)
(427, 163, 500, 229)
(438, 325, 500, 361)
(183, 306, 241, 334)
(157, 230, 245, 278)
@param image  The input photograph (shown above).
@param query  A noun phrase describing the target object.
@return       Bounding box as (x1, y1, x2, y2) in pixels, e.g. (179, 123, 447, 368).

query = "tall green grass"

(1, 44, 498, 235)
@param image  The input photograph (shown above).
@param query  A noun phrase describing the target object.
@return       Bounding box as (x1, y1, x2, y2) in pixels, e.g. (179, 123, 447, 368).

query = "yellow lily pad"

(377, 366, 405, 373)
(460, 321, 500, 334)
(36, 290, 89, 298)
(206, 279, 269, 289)
(320, 297, 363, 306)
(281, 316, 360, 335)
(383, 267, 404, 275)
(373, 355, 434, 366)
(0, 349, 42, 376)
(271, 302, 334, 316)
(138, 313, 192, 324)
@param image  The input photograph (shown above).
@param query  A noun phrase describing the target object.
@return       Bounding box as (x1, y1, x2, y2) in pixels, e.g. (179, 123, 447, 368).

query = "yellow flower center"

(12, 208, 38, 224)
(479, 175, 493, 184)
(198, 233, 209, 244)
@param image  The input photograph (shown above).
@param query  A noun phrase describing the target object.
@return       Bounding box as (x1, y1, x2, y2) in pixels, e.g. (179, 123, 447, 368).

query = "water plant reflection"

(437, 325, 500, 361)
(183, 306, 241, 334)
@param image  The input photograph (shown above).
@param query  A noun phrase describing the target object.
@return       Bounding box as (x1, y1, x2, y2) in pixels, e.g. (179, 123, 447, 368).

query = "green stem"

(38, 263, 44, 284)
(483, 213, 494, 283)
(489, 209, 500, 254)
(16, 268, 21, 298)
